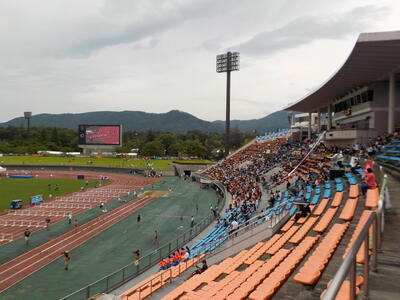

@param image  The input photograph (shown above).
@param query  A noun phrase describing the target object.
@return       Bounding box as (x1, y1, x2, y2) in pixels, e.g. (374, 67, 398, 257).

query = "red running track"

(0, 196, 155, 292)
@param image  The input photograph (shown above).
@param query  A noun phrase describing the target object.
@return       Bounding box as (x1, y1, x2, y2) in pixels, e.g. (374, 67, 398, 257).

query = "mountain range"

(0, 110, 289, 134)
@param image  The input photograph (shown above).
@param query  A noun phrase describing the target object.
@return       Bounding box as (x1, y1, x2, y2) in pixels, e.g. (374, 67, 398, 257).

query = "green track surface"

(0, 156, 212, 171)
(0, 178, 97, 211)
(0, 177, 218, 300)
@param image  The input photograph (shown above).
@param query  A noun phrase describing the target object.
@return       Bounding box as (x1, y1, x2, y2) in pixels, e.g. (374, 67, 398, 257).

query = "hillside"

(0, 110, 289, 134)
(212, 111, 290, 134)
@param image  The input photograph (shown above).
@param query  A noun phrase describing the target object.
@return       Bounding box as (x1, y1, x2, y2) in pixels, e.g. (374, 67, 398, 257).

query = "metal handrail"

(322, 211, 377, 300)
(322, 171, 388, 300)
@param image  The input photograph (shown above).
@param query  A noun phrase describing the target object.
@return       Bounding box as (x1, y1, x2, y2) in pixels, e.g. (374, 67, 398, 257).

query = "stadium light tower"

(24, 112, 32, 131)
(216, 51, 240, 158)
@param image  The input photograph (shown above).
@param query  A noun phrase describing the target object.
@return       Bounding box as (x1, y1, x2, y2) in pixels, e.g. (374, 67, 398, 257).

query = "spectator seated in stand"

(361, 168, 376, 196)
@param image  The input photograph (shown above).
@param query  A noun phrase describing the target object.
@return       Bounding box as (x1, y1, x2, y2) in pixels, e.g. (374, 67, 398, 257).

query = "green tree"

(182, 140, 207, 157)
(156, 133, 177, 156)
(140, 140, 164, 156)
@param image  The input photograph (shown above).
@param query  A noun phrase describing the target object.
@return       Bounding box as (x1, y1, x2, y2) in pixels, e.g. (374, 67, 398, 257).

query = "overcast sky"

(1, 0, 399, 122)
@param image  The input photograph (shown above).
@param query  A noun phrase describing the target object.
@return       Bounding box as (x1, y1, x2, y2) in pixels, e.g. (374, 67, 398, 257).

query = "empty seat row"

(294, 223, 349, 285)
(331, 191, 343, 207)
(314, 198, 329, 216)
(249, 235, 320, 300)
(348, 184, 359, 198)
(342, 210, 373, 264)
(244, 234, 282, 265)
(289, 216, 319, 244)
(313, 207, 338, 233)
(338, 197, 358, 221)
(267, 225, 299, 255)
(210, 249, 291, 300)
(365, 188, 379, 208)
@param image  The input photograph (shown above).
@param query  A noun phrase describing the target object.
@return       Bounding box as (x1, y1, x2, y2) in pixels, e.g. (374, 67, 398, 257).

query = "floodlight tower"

(216, 51, 240, 158)
(24, 112, 32, 132)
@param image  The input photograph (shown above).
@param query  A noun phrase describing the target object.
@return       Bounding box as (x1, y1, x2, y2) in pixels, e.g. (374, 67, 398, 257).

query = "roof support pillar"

(308, 112, 312, 139)
(317, 108, 321, 134)
(388, 73, 396, 134)
(327, 105, 332, 130)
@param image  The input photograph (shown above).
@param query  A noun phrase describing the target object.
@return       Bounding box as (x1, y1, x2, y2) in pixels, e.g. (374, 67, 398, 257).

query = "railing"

(59, 177, 227, 300)
(322, 172, 388, 300)
(322, 211, 378, 300)
(288, 130, 326, 177)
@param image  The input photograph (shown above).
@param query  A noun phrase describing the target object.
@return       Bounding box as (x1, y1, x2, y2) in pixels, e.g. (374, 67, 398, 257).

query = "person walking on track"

(62, 251, 71, 270)
(153, 230, 159, 245)
(68, 213, 72, 224)
(73, 219, 79, 232)
(24, 229, 31, 245)
(134, 249, 140, 266)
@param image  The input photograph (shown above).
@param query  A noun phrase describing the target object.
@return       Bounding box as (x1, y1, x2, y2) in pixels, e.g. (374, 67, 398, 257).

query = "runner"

(24, 228, 31, 245)
(45, 217, 51, 229)
(190, 216, 194, 228)
(67, 213, 72, 224)
(62, 251, 70, 270)
(153, 230, 159, 245)
(134, 249, 140, 266)
(73, 219, 79, 232)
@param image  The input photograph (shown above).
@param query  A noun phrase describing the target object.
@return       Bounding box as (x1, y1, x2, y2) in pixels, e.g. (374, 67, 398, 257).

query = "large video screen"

(78, 125, 121, 145)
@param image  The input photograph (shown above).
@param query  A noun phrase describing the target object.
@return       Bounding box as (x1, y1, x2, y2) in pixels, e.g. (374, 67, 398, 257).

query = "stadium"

(0, 24, 400, 300)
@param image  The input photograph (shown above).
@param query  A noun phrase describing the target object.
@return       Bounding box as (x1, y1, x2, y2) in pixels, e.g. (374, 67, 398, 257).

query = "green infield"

(0, 156, 182, 170)
(0, 178, 97, 211)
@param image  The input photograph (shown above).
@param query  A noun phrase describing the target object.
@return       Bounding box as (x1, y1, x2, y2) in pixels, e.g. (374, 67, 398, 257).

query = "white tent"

(0, 166, 6, 173)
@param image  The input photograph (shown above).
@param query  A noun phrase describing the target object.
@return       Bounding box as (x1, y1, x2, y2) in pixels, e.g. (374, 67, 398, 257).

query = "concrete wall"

(171, 163, 211, 177)
(332, 80, 400, 135)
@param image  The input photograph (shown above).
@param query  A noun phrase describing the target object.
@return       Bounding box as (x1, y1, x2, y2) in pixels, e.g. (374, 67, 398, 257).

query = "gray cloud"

(233, 5, 389, 56)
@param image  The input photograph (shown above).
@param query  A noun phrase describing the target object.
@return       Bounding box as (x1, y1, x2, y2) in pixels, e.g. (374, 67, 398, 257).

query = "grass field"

(0, 177, 219, 300)
(0, 178, 97, 211)
(0, 156, 213, 171)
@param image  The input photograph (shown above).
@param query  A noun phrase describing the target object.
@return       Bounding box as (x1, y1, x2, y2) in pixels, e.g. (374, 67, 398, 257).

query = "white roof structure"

(286, 31, 400, 112)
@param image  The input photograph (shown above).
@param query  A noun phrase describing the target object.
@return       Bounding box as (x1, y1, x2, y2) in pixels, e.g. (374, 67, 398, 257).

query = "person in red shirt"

(159, 259, 167, 270)
(361, 168, 376, 196)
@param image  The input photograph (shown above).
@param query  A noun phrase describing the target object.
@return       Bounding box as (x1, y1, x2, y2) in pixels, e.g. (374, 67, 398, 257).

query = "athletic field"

(0, 178, 97, 211)
(0, 156, 213, 171)
(0, 176, 218, 300)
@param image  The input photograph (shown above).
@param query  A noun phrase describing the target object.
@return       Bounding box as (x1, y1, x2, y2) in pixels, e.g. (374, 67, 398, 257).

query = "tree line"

(0, 126, 255, 158)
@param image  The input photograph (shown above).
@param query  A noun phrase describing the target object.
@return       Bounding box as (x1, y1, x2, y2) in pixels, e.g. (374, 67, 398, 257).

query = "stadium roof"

(285, 30, 400, 112)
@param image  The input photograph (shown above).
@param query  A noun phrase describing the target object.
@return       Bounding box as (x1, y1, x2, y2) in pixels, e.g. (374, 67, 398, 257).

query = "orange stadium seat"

(365, 188, 379, 208)
(314, 198, 329, 216)
(338, 198, 358, 221)
(294, 223, 349, 285)
(313, 207, 338, 233)
(289, 216, 319, 244)
(349, 184, 359, 198)
(331, 191, 344, 207)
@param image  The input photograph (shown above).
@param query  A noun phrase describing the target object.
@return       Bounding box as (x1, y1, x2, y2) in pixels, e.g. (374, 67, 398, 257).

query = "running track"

(0, 196, 155, 293)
